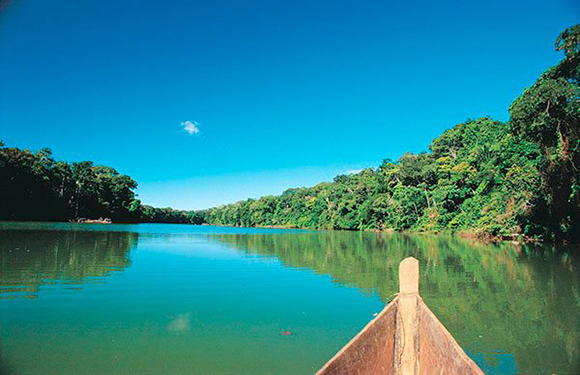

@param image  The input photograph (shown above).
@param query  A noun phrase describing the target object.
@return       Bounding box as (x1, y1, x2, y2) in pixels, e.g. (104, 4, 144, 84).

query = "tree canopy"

(203, 25, 580, 243)
(0, 143, 209, 224)
(0, 145, 141, 222)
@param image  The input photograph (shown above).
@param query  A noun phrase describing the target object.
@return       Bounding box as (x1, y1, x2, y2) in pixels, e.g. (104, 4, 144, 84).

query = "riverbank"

(71, 218, 112, 224)
(203, 222, 544, 244)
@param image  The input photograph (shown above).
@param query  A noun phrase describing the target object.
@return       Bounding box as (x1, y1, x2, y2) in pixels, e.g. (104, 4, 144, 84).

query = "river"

(0, 222, 578, 374)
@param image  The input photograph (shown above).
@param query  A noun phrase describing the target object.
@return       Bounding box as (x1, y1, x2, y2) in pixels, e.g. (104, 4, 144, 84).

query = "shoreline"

(204, 223, 542, 244)
(0, 219, 545, 244)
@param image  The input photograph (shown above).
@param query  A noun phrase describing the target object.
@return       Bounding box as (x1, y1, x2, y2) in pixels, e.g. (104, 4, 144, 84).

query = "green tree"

(509, 24, 580, 242)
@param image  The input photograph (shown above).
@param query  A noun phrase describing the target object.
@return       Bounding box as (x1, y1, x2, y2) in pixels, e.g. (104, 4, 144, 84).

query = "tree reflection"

(209, 232, 580, 374)
(0, 229, 137, 298)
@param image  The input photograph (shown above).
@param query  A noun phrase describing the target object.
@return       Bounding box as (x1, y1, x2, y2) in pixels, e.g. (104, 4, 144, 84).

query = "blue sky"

(1, 0, 578, 210)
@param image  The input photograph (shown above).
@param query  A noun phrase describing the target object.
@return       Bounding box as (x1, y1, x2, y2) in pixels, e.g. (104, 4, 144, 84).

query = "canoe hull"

(316, 299, 398, 375)
(316, 297, 483, 375)
(417, 299, 483, 375)
(316, 257, 485, 375)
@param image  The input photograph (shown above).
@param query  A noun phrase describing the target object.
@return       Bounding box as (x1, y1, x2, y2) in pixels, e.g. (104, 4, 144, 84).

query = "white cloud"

(347, 169, 363, 175)
(181, 120, 200, 135)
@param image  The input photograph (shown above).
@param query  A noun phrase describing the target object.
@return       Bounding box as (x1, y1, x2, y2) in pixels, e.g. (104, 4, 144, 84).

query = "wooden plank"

(394, 257, 420, 375)
(316, 299, 398, 375)
(398, 257, 419, 294)
(417, 299, 484, 375)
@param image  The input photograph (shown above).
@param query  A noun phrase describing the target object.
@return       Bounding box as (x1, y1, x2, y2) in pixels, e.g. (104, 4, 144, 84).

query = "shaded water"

(0, 222, 579, 374)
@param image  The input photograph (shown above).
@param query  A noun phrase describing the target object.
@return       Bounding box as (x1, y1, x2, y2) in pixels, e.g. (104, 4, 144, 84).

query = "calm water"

(0, 223, 579, 374)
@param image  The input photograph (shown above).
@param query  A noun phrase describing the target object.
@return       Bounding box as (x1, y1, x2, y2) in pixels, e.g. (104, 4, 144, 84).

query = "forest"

(1, 25, 578, 242)
(0, 144, 142, 223)
(203, 25, 580, 243)
(0, 143, 207, 224)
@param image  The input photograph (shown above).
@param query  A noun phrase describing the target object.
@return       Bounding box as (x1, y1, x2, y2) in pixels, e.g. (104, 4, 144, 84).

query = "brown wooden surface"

(316, 299, 398, 375)
(315, 257, 485, 375)
(394, 257, 419, 375)
(398, 257, 419, 294)
(417, 299, 484, 375)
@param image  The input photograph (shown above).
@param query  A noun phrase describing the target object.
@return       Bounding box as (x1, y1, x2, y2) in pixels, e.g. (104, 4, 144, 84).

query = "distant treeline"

(140, 205, 206, 224)
(203, 25, 580, 243)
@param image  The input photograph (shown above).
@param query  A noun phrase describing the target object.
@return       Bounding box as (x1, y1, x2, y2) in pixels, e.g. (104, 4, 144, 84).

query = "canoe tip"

(399, 257, 419, 294)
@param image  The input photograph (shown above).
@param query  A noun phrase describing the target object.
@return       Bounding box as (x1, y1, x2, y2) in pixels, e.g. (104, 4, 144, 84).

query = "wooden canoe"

(316, 257, 485, 375)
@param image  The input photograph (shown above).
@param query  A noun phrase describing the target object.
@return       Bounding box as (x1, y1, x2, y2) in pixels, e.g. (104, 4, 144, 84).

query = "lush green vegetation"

(204, 25, 580, 243)
(141, 205, 206, 224)
(0, 144, 142, 222)
(0, 143, 207, 224)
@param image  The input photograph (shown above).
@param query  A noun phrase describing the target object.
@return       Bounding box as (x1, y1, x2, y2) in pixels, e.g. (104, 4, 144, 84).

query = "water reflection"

(0, 229, 137, 299)
(1, 225, 578, 374)
(209, 231, 580, 375)
(167, 312, 192, 334)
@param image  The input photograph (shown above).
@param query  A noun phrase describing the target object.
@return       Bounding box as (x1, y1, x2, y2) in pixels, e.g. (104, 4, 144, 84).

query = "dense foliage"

(204, 25, 580, 243)
(205, 118, 544, 238)
(0, 144, 208, 224)
(509, 24, 580, 242)
(0, 144, 142, 222)
(141, 205, 206, 224)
